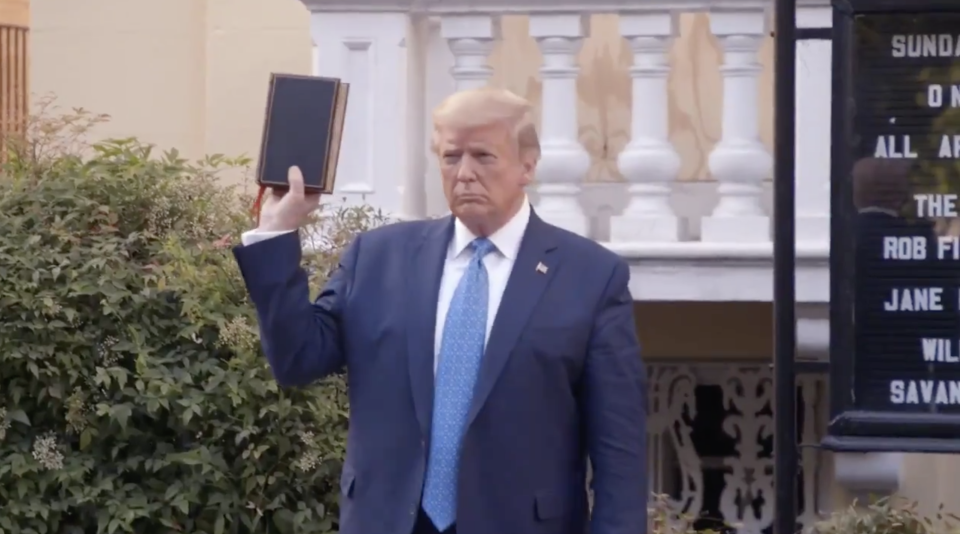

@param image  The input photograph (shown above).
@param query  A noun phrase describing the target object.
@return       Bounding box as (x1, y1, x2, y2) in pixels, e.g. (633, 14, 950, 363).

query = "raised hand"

(258, 166, 321, 233)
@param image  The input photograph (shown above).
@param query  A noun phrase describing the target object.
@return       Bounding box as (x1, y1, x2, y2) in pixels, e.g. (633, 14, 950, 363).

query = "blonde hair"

(852, 157, 912, 210)
(431, 87, 541, 160)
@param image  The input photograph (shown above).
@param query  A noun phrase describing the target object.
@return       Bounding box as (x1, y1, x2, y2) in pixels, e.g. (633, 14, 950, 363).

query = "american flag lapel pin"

(536, 262, 548, 274)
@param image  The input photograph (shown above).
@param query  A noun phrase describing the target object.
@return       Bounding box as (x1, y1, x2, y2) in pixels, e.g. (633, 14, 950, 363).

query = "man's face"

(437, 122, 533, 229)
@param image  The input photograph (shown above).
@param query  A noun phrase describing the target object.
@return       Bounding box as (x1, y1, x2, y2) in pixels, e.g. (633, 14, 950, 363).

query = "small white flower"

(32, 432, 65, 470)
(295, 450, 319, 472)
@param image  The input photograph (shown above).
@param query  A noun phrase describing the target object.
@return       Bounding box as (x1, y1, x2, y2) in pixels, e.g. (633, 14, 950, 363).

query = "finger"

(260, 190, 282, 209)
(287, 166, 305, 198)
(305, 193, 322, 211)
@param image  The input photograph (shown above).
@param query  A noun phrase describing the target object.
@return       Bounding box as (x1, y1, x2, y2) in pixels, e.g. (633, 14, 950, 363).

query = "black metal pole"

(773, 0, 798, 532)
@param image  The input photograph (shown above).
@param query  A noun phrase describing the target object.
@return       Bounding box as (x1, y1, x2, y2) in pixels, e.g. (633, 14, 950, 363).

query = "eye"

(442, 154, 461, 164)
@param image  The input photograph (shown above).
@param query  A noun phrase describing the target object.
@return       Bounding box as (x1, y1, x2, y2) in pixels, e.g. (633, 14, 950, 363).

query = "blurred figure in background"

(852, 157, 955, 410)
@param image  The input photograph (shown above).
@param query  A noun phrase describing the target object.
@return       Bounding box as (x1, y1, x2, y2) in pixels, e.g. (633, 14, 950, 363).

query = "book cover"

(256, 73, 350, 194)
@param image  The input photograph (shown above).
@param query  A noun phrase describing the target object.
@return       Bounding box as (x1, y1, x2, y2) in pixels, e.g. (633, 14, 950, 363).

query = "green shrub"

(647, 493, 960, 534)
(0, 101, 387, 533)
(813, 497, 960, 534)
(646, 494, 721, 534)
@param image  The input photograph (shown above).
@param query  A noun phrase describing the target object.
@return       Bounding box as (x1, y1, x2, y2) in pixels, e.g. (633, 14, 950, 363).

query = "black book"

(256, 73, 349, 194)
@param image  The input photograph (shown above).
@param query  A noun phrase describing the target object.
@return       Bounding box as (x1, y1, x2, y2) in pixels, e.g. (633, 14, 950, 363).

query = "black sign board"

(825, 0, 960, 453)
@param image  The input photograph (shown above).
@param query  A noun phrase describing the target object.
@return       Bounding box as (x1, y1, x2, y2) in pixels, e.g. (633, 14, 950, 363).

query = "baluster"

(611, 11, 682, 243)
(530, 14, 591, 237)
(703, 9, 772, 243)
(441, 15, 500, 90)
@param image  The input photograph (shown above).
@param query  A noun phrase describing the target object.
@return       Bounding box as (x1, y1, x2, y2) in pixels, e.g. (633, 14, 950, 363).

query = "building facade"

(0, 0, 29, 147)
(17, 0, 960, 530)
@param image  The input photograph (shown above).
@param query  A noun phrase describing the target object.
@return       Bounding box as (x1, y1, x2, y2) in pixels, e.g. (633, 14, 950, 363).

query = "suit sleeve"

(584, 259, 648, 534)
(232, 230, 359, 387)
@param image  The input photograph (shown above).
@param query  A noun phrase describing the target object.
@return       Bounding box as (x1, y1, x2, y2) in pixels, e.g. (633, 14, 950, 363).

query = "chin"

(454, 205, 490, 222)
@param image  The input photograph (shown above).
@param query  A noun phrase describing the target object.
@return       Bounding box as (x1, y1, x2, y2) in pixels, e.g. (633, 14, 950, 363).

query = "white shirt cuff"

(240, 229, 295, 246)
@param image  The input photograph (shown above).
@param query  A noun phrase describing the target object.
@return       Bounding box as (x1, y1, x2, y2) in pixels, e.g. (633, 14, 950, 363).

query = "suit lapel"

(466, 212, 560, 428)
(407, 217, 453, 441)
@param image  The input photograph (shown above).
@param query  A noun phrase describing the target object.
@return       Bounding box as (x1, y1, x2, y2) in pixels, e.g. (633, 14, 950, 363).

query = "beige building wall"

(22, 0, 960, 513)
(0, 0, 28, 25)
(29, 0, 311, 186)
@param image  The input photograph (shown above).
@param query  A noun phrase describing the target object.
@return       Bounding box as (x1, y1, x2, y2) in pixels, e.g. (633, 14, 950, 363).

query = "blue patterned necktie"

(422, 237, 496, 531)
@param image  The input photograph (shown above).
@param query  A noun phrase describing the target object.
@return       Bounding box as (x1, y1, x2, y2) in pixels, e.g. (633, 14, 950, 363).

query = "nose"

(455, 157, 479, 182)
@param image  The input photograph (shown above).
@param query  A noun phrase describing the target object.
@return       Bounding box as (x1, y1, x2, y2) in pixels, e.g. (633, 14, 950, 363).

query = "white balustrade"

(302, 0, 834, 257)
(529, 13, 591, 237)
(441, 15, 500, 90)
(703, 9, 773, 243)
(610, 11, 682, 243)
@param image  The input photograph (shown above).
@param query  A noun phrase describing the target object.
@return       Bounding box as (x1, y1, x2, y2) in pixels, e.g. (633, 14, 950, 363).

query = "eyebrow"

(442, 145, 492, 153)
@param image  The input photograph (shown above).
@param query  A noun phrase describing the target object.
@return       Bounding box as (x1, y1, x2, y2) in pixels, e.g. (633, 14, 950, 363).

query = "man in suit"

(234, 87, 647, 534)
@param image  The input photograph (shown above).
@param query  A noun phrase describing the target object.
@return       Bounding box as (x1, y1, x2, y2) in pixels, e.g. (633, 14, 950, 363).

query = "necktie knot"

(470, 238, 496, 260)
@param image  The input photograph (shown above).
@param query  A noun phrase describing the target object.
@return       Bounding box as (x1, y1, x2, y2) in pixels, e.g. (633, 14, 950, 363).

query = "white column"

(422, 18, 457, 217)
(310, 12, 411, 215)
(400, 15, 428, 220)
(703, 10, 772, 243)
(529, 14, 591, 237)
(796, 7, 832, 243)
(610, 11, 682, 243)
(441, 15, 500, 91)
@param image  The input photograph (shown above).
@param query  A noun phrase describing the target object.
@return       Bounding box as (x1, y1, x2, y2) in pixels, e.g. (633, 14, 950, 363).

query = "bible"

(255, 73, 350, 195)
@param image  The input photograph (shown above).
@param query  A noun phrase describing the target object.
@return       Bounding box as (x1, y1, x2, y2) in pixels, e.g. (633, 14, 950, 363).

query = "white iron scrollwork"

(647, 365, 703, 519)
(719, 367, 775, 534)
(645, 363, 827, 534)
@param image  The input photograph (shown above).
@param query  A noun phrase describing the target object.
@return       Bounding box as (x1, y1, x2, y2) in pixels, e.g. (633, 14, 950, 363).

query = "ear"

(519, 152, 537, 186)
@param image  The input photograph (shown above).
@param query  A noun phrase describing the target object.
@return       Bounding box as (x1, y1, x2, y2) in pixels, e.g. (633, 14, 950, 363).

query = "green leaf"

(80, 428, 95, 450)
(111, 404, 132, 430)
(214, 515, 225, 534)
(7, 409, 30, 425)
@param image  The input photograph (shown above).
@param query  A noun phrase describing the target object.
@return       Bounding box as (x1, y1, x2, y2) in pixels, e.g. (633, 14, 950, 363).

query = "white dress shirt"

(240, 198, 532, 374)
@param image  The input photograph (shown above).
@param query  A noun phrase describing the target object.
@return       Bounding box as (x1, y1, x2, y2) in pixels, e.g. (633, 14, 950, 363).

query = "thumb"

(287, 166, 305, 198)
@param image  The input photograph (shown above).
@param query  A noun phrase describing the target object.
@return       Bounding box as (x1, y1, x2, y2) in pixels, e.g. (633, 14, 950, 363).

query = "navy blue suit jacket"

(233, 210, 648, 534)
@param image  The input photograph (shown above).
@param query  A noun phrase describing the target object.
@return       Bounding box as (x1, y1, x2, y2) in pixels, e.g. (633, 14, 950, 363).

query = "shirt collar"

(450, 197, 531, 260)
